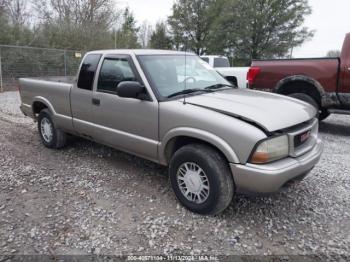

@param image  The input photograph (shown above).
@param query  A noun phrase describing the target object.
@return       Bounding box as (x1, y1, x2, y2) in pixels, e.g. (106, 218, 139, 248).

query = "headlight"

(250, 135, 289, 164)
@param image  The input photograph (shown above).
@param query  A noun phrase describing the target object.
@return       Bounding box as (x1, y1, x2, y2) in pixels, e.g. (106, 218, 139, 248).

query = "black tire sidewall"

(289, 93, 319, 110)
(289, 93, 323, 119)
(319, 109, 330, 121)
(38, 110, 57, 148)
(169, 145, 232, 215)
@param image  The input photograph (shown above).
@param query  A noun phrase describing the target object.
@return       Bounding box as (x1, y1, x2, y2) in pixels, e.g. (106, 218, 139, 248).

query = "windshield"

(137, 55, 231, 98)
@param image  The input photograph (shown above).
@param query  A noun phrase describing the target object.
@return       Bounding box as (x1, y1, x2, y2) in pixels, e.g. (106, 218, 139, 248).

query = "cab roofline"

(86, 49, 196, 56)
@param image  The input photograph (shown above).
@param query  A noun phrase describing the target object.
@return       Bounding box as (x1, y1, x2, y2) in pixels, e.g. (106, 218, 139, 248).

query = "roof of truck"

(200, 55, 228, 58)
(87, 49, 195, 56)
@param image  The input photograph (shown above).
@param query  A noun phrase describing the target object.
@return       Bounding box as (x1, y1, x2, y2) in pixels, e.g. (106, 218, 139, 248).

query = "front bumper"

(230, 139, 323, 193)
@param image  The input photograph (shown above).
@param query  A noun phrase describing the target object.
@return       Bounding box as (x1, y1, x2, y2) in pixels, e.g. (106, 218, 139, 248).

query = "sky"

(119, 0, 350, 58)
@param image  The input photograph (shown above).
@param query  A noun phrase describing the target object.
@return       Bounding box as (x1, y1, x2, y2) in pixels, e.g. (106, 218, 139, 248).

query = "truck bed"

(19, 76, 74, 120)
(216, 67, 249, 88)
(251, 57, 339, 93)
(23, 76, 76, 84)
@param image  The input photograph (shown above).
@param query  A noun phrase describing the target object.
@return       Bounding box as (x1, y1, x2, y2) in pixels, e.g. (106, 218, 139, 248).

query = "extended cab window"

(97, 58, 137, 93)
(77, 54, 102, 90)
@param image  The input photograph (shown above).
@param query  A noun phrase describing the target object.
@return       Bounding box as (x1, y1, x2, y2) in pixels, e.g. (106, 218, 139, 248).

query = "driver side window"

(97, 58, 137, 94)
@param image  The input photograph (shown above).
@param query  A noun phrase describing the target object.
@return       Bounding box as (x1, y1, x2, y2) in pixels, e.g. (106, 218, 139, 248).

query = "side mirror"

(116, 81, 147, 100)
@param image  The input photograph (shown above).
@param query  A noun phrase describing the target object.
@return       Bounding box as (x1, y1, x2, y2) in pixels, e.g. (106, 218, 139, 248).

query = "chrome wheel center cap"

(176, 162, 210, 204)
(184, 171, 202, 193)
(41, 118, 53, 142)
(43, 123, 51, 136)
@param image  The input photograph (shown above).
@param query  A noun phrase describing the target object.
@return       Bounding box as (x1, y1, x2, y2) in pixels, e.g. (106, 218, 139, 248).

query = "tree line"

(0, 0, 314, 65)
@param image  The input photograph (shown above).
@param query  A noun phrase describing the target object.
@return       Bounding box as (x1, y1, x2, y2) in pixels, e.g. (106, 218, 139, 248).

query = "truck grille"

(287, 119, 318, 158)
(294, 130, 312, 148)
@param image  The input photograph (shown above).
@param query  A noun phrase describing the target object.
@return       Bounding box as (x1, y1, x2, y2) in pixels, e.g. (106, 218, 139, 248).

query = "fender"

(158, 127, 240, 165)
(32, 96, 73, 131)
(32, 96, 57, 116)
(274, 75, 338, 107)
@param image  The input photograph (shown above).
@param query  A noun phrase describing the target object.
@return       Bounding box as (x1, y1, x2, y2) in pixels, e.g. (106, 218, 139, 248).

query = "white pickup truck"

(200, 55, 249, 89)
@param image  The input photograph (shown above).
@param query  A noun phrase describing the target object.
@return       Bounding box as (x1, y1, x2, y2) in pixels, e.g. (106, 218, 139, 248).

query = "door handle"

(92, 98, 100, 106)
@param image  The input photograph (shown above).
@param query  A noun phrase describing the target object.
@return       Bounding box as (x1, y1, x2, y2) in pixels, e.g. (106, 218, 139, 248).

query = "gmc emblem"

(300, 130, 311, 143)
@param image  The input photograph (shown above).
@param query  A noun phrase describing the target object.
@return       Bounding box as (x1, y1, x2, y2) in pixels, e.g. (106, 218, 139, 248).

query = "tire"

(289, 93, 318, 110)
(288, 93, 326, 120)
(292, 172, 310, 182)
(169, 144, 235, 215)
(319, 109, 330, 121)
(38, 109, 67, 149)
(285, 169, 313, 187)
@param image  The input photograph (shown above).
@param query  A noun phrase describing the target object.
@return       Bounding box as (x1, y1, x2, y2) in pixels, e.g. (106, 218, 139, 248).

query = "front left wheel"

(169, 144, 235, 215)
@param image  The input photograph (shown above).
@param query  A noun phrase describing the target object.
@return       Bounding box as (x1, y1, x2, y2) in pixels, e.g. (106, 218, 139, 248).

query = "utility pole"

(289, 35, 294, 58)
(231, 49, 235, 67)
(114, 29, 117, 49)
(290, 46, 294, 58)
(0, 47, 3, 93)
(64, 50, 67, 76)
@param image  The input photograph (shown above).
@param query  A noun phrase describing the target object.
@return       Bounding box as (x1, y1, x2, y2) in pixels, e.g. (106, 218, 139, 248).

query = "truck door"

(339, 67, 350, 108)
(71, 53, 102, 138)
(339, 34, 350, 108)
(91, 55, 158, 161)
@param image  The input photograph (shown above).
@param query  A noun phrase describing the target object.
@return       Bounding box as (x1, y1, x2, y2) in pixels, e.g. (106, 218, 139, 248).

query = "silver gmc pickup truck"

(19, 50, 323, 215)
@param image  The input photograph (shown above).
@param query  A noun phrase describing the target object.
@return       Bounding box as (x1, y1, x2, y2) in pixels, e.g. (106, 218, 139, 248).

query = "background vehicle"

(201, 55, 249, 89)
(19, 50, 322, 215)
(249, 33, 350, 120)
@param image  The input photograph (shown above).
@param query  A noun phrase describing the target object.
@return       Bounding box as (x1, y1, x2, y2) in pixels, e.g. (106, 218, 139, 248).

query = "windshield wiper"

(167, 84, 233, 99)
(204, 84, 235, 90)
(167, 88, 213, 98)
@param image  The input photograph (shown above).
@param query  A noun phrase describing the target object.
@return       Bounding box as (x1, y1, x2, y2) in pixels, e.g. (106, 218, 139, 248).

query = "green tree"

(139, 20, 152, 48)
(168, 0, 225, 54)
(326, 50, 341, 57)
(32, 0, 118, 50)
(212, 0, 314, 61)
(0, 0, 34, 46)
(149, 22, 172, 50)
(0, 1, 11, 44)
(114, 8, 141, 49)
(5, 0, 29, 26)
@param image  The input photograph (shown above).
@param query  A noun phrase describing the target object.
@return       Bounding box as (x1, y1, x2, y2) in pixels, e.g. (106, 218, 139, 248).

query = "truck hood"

(184, 89, 316, 132)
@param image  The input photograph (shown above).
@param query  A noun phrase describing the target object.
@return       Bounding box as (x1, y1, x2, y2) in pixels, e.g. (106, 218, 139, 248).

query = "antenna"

(183, 38, 188, 105)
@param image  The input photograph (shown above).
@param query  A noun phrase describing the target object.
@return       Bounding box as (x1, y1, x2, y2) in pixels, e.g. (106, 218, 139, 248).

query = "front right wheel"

(169, 144, 235, 215)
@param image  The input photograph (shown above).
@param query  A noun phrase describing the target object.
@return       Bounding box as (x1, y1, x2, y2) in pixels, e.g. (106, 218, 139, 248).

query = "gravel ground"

(0, 91, 349, 258)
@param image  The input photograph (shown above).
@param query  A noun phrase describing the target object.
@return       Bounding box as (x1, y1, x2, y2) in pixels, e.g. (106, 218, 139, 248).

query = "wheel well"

(277, 81, 322, 106)
(164, 136, 230, 164)
(32, 101, 48, 116)
(224, 76, 238, 87)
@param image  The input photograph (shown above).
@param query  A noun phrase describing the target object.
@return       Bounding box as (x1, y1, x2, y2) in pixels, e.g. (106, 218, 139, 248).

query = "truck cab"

(200, 55, 249, 89)
(200, 55, 231, 68)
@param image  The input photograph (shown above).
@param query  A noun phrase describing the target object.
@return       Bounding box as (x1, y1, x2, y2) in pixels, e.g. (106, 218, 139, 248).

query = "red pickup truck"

(248, 33, 350, 120)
